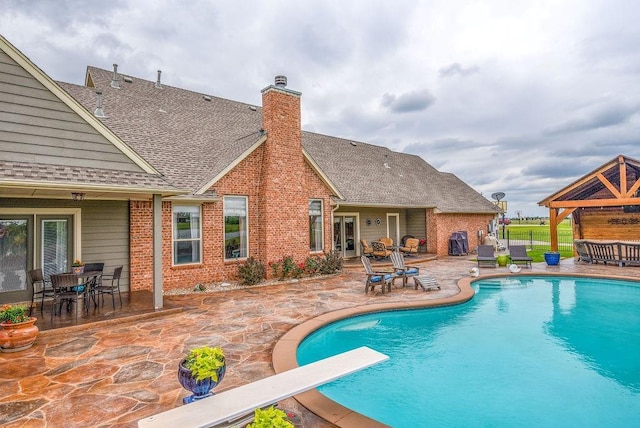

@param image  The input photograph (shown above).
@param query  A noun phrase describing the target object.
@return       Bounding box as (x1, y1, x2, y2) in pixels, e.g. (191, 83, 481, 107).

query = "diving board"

(138, 346, 389, 428)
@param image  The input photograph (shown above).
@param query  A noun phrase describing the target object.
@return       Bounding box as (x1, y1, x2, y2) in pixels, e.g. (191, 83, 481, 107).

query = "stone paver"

(0, 256, 635, 427)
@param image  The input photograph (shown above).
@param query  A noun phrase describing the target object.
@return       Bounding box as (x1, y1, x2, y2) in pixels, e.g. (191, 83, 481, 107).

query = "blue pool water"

(297, 276, 640, 427)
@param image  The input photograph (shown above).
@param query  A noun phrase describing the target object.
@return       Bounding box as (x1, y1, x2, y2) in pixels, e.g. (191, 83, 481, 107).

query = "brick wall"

(259, 85, 310, 270)
(209, 147, 264, 281)
(426, 210, 495, 256)
(129, 200, 153, 291)
(303, 160, 334, 253)
(130, 81, 336, 291)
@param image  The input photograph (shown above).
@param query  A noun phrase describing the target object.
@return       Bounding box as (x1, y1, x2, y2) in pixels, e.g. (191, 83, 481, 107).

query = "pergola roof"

(539, 155, 640, 209)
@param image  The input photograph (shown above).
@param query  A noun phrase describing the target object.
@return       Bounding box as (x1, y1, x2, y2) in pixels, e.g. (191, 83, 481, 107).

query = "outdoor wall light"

(71, 192, 85, 202)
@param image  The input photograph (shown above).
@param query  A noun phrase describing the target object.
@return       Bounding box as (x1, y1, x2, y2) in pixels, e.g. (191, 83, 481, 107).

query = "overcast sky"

(2, 0, 640, 217)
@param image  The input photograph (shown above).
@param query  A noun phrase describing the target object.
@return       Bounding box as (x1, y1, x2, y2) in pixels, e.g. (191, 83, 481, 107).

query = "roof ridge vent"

(155, 70, 162, 89)
(94, 91, 106, 118)
(274, 75, 287, 87)
(110, 64, 120, 89)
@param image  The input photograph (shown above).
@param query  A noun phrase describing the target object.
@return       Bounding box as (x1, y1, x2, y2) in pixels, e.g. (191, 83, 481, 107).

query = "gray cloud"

(380, 90, 435, 113)
(522, 158, 598, 179)
(3, 0, 640, 216)
(439, 63, 479, 78)
(544, 103, 639, 135)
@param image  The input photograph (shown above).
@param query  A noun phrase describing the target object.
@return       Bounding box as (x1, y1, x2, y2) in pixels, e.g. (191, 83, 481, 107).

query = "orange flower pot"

(0, 317, 39, 352)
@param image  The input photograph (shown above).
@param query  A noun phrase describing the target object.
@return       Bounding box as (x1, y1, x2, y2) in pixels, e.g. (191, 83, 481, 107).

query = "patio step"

(137, 346, 389, 428)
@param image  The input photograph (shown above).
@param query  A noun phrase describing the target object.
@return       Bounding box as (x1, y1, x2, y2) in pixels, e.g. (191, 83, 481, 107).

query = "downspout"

(331, 202, 340, 253)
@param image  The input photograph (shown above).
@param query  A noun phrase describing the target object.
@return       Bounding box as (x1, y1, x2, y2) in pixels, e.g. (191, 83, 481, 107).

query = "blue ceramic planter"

(544, 252, 560, 266)
(178, 359, 226, 404)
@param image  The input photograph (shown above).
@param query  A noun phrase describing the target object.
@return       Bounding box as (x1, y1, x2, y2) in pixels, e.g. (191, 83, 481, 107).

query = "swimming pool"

(297, 276, 640, 427)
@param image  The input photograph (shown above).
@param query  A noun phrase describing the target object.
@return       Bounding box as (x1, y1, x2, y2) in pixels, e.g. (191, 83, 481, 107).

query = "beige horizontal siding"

(0, 53, 144, 173)
(81, 201, 130, 291)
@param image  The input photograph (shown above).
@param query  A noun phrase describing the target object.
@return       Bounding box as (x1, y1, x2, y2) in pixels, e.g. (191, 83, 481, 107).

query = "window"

(173, 205, 201, 265)
(309, 199, 323, 252)
(224, 196, 248, 259)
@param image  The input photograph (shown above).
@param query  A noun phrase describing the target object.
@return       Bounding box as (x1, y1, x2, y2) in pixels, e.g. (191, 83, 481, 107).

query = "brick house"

(0, 35, 498, 307)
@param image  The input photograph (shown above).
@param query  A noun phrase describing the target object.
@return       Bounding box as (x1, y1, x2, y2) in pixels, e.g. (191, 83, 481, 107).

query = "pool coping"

(271, 271, 640, 427)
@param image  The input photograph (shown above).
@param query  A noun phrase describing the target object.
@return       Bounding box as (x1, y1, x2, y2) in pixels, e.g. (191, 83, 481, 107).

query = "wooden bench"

(574, 239, 640, 267)
(618, 242, 640, 266)
(138, 346, 389, 428)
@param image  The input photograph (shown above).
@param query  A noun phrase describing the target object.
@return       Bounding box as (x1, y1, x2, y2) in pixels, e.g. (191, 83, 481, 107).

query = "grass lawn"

(497, 219, 574, 263)
(526, 249, 573, 263)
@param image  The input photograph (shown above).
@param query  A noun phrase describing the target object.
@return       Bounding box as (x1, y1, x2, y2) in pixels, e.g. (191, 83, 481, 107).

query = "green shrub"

(237, 257, 266, 285)
(281, 255, 296, 279)
(269, 260, 281, 279)
(304, 256, 321, 275)
(319, 251, 343, 274)
(247, 406, 293, 428)
(292, 262, 305, 279)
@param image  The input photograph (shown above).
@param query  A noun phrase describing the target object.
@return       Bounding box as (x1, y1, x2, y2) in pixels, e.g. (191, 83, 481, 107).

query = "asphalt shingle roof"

(0, 160, 179, 191)
(302, 132, 498, 213)
(59, 68, 264, 193)
(60, 67, 497, 213)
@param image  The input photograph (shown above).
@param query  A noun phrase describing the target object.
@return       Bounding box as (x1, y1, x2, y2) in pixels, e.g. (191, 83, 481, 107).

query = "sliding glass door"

(0, 217, 31, 303)
(0, 214, 73, 304)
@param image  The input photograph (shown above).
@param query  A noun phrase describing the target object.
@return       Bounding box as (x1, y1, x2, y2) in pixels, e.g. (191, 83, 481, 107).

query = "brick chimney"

(258, 76, 308, 268)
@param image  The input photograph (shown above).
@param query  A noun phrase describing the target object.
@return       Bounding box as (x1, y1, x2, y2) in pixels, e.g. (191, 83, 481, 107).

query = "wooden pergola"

(538, 155, 640, 251)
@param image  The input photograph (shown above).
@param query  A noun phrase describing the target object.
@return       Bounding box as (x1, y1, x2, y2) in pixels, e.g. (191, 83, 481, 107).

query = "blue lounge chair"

(361, 256, 395, 294)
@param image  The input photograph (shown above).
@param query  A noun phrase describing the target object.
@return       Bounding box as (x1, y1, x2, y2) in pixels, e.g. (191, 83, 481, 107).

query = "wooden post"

(549, 208, 558, 252)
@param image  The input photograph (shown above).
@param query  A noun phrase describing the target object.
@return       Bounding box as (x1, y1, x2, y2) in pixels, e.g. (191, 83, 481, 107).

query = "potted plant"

(178, 345, 226, 403)
(496, 254, 509, 267)
(247, 406, 295, 428)
(0, 304, 39, 352)
(71, 259, 85, 274)
(544, 251, 561, 266)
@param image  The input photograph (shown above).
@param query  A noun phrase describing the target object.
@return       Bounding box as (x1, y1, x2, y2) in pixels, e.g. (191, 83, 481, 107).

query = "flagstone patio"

(0, 255, 635, 427)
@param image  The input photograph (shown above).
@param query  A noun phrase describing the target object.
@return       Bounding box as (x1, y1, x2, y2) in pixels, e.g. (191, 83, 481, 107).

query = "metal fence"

(497, 229, 574, 251)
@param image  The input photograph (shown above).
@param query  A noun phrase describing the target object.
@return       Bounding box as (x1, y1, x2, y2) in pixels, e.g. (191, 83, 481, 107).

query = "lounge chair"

(509, 245, 532, 268)
(378, 237, 392, 246)
(400, 235, 415, 247)
(477, 245, 497, 268)
(360, 239, 374, 258)
(390, 251, 420, 288)
(399, 238, 419, 257)
(361, 256, 395, 294)
(371, 241, 392, 259)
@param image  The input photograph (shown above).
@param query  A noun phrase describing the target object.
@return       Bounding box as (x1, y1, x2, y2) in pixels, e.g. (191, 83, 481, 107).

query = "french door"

(386, 213, 400, 246)
(333, 214, 358, 258)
